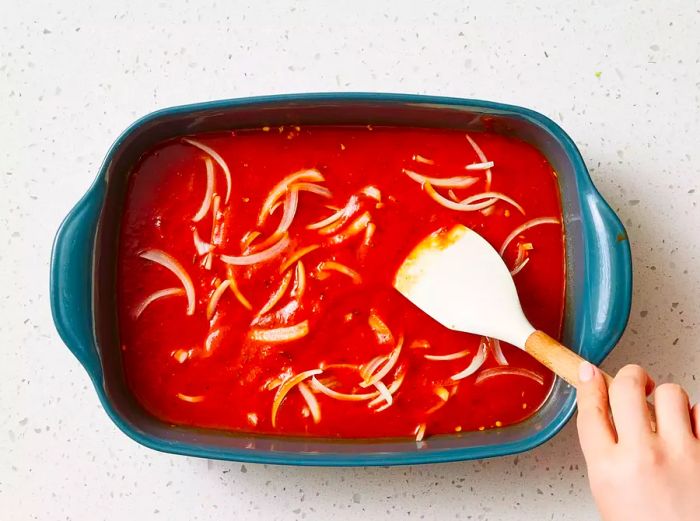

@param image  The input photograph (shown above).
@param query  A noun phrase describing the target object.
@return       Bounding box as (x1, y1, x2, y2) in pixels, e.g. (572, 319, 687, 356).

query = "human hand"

(576, 362, 700, 521)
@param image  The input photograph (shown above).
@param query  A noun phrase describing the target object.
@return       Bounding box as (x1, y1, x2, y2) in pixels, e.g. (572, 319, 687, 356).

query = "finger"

(608, 364, 654, 442)
(576, 361, 616, 458)
(654, 383, 693, 442)
(692, 403, 700, 439)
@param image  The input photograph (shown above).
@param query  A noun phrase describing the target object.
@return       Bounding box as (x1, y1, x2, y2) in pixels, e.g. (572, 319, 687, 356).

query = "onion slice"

(465, 161, 495, 171)
(271, 369, 323, 427)
(360, 334, 404, 388)
(510, 257, 530, 276)
(316, 261, 362, 284)
(279, 244, 320, 273)
(139, 249, 196, 315)
(475, 366, 544, 386)
(373, 381, 393, 406)
(297, 382, 321, 424)
(176, 393, 204, 403)
(220, 233, 290, 266)
(306, 207, 345, 230)
(240, 230, 262, 251)
(310, 377, 380, 402)
(206, 279, 231, 319)
(226, 267, 253, 311)
(368, 310, 393, 345)
(412, 154, 434, 165)
(328, 211, 371, 245)
(290, 261, 306, 301)
(415, 423, 426, 442)
(193, 228, 213, 255)
(403, 169, 479, 189)
(487, 337, 509, 366)
(258, 169, 324, 225)
(183, 138, 232, 203)
(409, 339, 431, 349)
(460, 191, 525, 214)
(249, 320, 310, 343)
(450, 341, 488, 381)
(424, 349, 470, 361)
(465, 133, 493, 191)
(368, 370, 406, 408)
(132, 287, 185, 319)
(291, 182, 332, 199)
(499, 217, 560, 256)
(318, 196, 361, 235)
(257, 269, 294, 316)
(192, 157, 215, 222)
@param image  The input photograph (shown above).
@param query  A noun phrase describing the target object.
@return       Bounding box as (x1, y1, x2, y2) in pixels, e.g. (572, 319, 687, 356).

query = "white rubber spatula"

(393, 224, 612, 389)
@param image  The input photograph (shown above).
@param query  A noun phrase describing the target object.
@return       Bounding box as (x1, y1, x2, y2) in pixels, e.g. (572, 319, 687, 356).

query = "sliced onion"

(206, 279, 231, 319)
(210, 194, 222, 245)
(183, 138, 232, 203)
(257, 269, 293, 316)
(510, 257, 530, 276)
(368, 310, 393, 345)
(204, 328, 222, 353)
(306, 207, 345, 230)
(193, 227, 213, 255)
(249, 320, 309, 343)
(279, 244, 320, 273)
(360, 334, 404, 388)
(328, 211, 371, 245)
(499, 217, 560, 256)
(415, 423, 426, 442)
(460, 191, 525, 214)
(291, 182, 332, 199)
(424, 349, 470, 361)
(290, 261, 306, 301)
(192, 157, 215, 222)
(403, 168, 479, 189)
(271, 369, 323, 427)
(139, 249, 196, 315)
(176, 393, 204, 403)
(360, 354, 388, 382)
(297, 382, 321, 424)
(220, 233, 290, 266)
(465, 133, 493, 191)
(258, 169, 324, 225)
(475, 366, 544, 386)
(132, 287, 185, 319)
(435, 386, 450, 401)
(448, 189, 459, 202)
(204, 251, 213, 271)
(316, 261, 362, 284)
(450, 342, 488, 381)
(318, 196, 360, 235)
(423, 182, 487, 211)
(362, 222, 376, 249)
(488, 337, 509, 365)
(412, 154, 434, 165)
(465, 161, 495, 171)
(226, 267, 252, 310)
(360, 185, 382, 202)
(373, 381, 393, 407)
(368, 370, 406, 408)
(310, 377, 380, 402)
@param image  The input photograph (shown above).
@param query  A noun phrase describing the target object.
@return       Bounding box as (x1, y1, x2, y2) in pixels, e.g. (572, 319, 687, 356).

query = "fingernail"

(578, 361, 595, 383)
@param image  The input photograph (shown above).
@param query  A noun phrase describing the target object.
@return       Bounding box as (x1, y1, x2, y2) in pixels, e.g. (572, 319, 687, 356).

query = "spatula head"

(393, 225, 535, 349)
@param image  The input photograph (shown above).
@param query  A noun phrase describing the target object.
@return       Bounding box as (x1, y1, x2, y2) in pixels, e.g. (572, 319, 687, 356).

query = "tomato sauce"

(118, 126, 565, 439)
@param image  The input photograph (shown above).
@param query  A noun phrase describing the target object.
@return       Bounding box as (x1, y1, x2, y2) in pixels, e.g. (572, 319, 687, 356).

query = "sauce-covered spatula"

(393, 224, 611, 389)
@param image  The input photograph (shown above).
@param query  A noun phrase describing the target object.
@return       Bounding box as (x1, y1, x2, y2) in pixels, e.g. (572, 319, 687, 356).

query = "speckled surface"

(2, 1, 699, 519)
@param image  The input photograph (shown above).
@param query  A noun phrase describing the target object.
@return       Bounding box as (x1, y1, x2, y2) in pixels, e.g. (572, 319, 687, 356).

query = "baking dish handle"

(582, 191, 632, 364)
(50, 183, 104, 382)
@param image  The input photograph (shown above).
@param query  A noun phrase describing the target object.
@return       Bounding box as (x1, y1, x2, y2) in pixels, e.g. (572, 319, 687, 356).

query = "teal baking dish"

(50, 93, 632, 466)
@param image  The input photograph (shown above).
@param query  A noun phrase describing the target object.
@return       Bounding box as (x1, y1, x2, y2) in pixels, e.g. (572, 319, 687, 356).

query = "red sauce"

(118, 126, 565, 439)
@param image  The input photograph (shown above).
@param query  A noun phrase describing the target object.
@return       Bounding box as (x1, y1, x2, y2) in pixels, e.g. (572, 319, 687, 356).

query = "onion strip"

(360, 335, 404, 388)
(306, 207, 345, 230)
(249, 320, 309, 343)
(132, 287, 184, 319)
(403, 169, 479, 189)
(510, 257, 530, 276)
(271, 369, 323, 427)
(499, 217, 560, 256)
(257, 269, 293, 316)
(182, 138, 232, 203)
(368, 370, 406, 409)
(368, 310, 393, 345)
(297, 382, 321, 424)
(424, 349, 470, 361)
(258, 169, 324, 225)
(193, 228, 213, 255)
(176, 393, 204, 403)
(220, 233, 290, 266)
(279, 244, 320, 273)
(450, 341, 488, 381)
(240, 230, 262, 251)
(310, 377, 380, 402)
(475, 366, 544, 386)
(192, 157, 215, 222)
(139, 249, 196, 315)
(373, 381, 393, 407)
(488, 337, 509, 365)
(291, 182, 332, 199)
(328, 211, 371, 245)
(290, 261, 306, 301)
(206, 279, 231, 319)
(226, 267, 253, 311)
(460, 191, 525, 214)
(415, 423, 426, 442)
(465, 133, 493, 191)
(316, 261, 362, 284)
(318, 196, 360, 235)
(465, 161, 495, 171)
(412, 154, 434, 165)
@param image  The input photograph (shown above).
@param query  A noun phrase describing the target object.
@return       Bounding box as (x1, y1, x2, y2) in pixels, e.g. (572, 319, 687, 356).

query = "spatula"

(393, 224, 611, 389)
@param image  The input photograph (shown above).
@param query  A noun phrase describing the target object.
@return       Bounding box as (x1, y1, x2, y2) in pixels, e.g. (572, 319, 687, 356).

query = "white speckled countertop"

(2, 1, 698, 519)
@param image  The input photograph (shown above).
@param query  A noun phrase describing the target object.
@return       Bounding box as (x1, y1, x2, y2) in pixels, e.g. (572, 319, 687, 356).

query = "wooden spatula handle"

(525, 330, 656, 428)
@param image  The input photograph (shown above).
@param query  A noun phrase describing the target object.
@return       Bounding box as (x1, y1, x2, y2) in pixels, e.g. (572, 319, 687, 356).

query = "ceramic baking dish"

(50, 93, 631, 465)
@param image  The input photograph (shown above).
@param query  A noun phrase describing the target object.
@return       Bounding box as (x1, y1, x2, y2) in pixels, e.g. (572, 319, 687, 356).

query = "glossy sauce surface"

(118, 126, 565, 439)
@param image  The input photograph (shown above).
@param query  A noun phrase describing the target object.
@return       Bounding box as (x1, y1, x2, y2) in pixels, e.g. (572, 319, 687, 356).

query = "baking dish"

(50, 93, 631, 466)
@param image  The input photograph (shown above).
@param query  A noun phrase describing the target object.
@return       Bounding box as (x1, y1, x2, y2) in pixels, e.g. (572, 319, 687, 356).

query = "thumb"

(576, 361, 616, 460)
